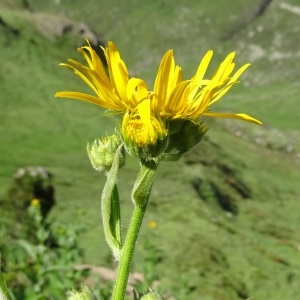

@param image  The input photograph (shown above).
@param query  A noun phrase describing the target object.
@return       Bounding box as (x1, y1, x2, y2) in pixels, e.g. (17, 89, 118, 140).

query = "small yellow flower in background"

(149, 221, 157, 229)
(31, 198, 40, 207)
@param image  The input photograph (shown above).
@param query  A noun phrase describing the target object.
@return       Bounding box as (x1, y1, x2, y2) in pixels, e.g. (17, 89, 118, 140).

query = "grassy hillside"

(1, 0, 300, 299)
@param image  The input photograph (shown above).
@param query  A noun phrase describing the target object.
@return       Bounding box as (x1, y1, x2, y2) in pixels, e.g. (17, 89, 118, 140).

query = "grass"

(1, 0, 300, 299)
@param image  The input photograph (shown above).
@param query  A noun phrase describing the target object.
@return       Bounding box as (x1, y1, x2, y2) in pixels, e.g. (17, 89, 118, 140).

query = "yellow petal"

(80, 45, 111, 87)
(55, 91, 122, 111)
(208, 63, 251, 107)
(154, 50, 174, 111)
(228, 63, 251, 84)
(202, 111, 262, 125)
(127, 78, 150, 123)
(165, 80, 191, 116)
(106, 42, 129, 100)
(60, 63, 101, 95)
(212, 52, 235, 82)
(193, 50, 213, 84)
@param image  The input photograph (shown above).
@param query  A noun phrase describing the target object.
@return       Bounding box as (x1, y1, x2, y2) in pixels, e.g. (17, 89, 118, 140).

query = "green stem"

(111, 204, 147, 300)
(0, 271, 12, 300)
(111, 160, 158, 300)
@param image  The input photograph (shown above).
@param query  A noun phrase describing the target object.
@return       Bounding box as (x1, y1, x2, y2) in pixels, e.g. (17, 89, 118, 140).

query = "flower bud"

(67, 286, 93, 300)
(87, 133, 125, 172)
(133, 289, 162, 300)
(140, 291, 162, 300)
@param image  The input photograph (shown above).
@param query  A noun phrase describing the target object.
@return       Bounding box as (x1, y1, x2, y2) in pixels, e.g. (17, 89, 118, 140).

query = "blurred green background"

(1, 0, 300, 299)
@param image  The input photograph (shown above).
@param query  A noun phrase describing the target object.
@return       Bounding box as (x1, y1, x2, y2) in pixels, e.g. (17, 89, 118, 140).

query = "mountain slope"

(1, 1, 300, 299)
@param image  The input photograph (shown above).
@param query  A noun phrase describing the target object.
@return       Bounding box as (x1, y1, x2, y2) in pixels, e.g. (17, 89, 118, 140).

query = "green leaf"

(101, 144, 124, 260)
(0, 270, 13, 300)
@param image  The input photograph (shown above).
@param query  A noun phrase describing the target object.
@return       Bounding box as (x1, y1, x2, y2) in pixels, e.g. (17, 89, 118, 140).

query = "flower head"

(30, 198, 40, 207)
(149, 221, 157, 229)
(56, 40, 261, 159)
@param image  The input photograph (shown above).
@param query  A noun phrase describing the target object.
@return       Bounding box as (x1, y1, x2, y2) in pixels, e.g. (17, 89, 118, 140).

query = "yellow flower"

(31, 198, 40, 207)
(151, 49, 262, 125)
(55, 40, 261, 154)
(149, 221, 157, 229)
(55, 40, 151, 124)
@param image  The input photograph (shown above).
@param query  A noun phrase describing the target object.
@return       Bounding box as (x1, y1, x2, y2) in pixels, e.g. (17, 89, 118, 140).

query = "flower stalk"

(0, 271, 12, 300)
(111, 204, 147, 300)
(111, 160, 158, 300)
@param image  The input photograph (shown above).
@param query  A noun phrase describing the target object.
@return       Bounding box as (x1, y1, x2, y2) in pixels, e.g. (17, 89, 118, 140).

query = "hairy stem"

(111, 204, 147, 300)
(111, 160, 158, 300)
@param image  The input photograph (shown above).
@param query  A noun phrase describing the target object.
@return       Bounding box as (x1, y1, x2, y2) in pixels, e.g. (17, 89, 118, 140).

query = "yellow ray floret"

(55, 40, 150, 123)
(151, 49, 262, 125)
(56, 40, 262, 129)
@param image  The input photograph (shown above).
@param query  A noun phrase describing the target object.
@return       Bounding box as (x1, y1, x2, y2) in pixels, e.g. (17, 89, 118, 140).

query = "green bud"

(140, 292, 162, 300)
(67, 286, 93, 300)
(87, 133, 125, 172)
(133, 289, 162, 300)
